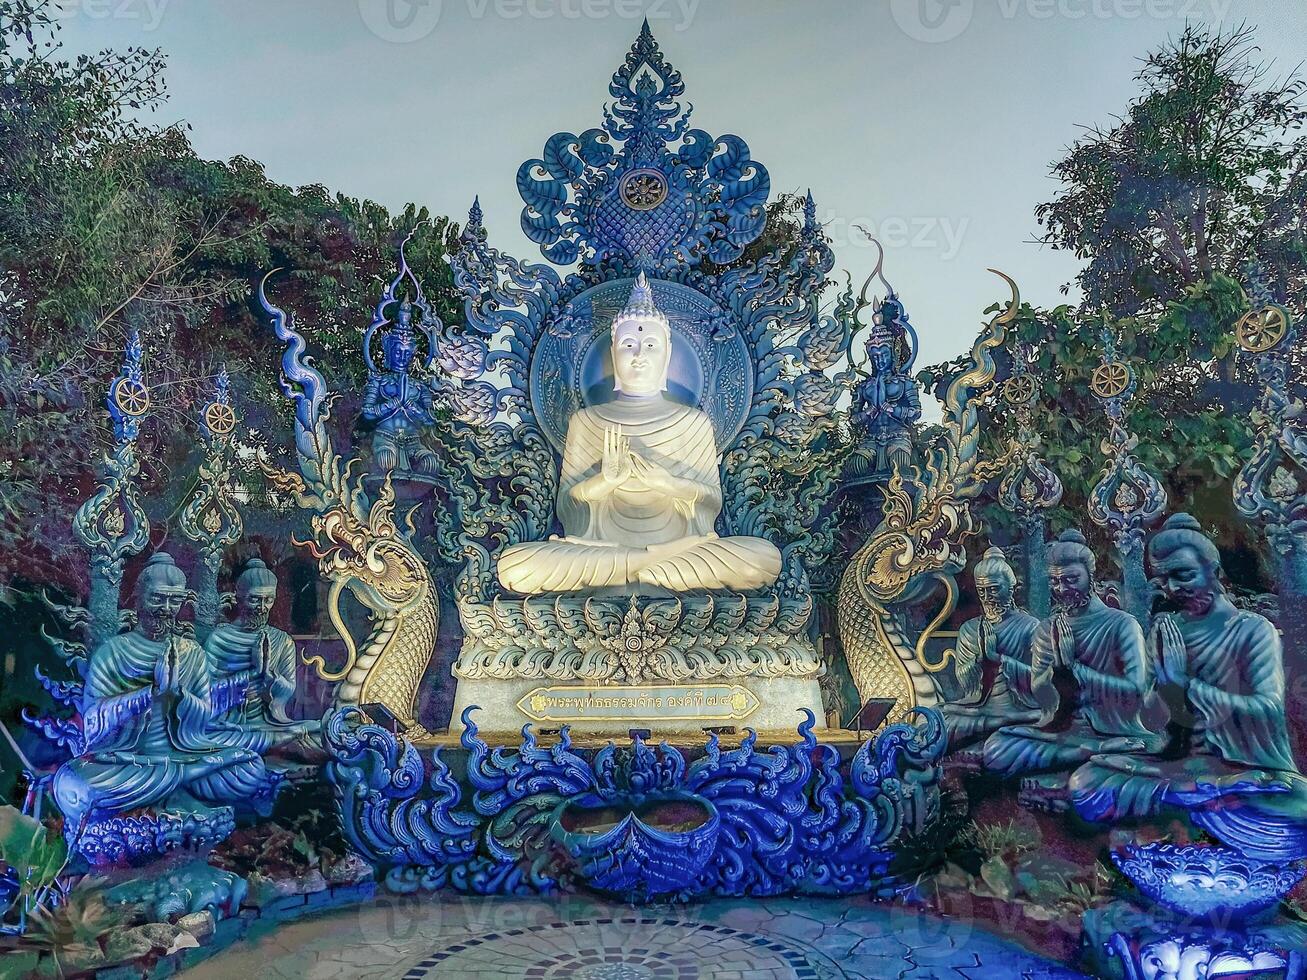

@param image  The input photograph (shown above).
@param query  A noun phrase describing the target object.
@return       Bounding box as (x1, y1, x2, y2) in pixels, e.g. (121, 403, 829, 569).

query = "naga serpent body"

(838, 272, 1020, 727)
(259, 274, 438, 733)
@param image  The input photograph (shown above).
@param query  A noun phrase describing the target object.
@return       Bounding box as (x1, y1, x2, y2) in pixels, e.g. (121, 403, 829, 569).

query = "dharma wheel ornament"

(1235, 304, 1291, 354)
(178, 368, 244, 642)
(1086, 318, 1167, 626)
(72, 330, 153, 648)
(997, 342, 1062, 617)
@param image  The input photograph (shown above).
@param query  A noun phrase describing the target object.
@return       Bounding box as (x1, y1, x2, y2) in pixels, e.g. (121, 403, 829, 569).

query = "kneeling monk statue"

(53, 553, 280, 837)
(497, 274, 782, 594)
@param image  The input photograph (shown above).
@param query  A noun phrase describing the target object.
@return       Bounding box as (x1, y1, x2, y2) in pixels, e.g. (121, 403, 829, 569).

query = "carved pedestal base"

(79, 806, 236, 868)
(450, 594, 826, 735)
(451, 675, 827, 734)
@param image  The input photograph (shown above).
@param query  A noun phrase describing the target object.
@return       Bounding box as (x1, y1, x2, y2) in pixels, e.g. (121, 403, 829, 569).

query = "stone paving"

(179, 893, 1088, 980)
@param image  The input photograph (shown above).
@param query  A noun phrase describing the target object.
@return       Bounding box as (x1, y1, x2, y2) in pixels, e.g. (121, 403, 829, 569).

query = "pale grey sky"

(52, 0, 1307, 377)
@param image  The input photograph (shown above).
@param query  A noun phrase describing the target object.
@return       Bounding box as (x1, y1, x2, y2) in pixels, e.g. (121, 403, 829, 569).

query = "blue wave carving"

(324, 705, 946, 899)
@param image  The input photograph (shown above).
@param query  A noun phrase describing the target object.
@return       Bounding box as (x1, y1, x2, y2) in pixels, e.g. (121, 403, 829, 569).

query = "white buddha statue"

(497, 274, 782, 594)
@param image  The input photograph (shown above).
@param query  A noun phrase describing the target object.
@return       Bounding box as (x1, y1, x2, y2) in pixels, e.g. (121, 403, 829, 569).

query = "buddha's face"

(139, 579, 188, 639)
(237, 585, 277, 630)
(611, 318, 670, 396)
(1151, 545, 1218, 616)
(976, 573, 1014, 622)
(1049, 561, 1092, 613)
(869, 344, 893, 376)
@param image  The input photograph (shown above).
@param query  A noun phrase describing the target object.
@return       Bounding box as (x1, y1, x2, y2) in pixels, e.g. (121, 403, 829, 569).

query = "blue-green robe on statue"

(940, 610, 1041, 750)
(983, 596, 1163, 776)
(1070, 608, 1307, 862)
(205, 623, 320, 754)
(53, 631, 280, 833)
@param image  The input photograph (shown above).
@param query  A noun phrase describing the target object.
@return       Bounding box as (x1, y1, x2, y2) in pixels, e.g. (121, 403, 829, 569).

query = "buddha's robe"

(940, 609, 1041, 750)
(205, 623, 319, 754)
(52, 631, 279, 832)
(497, 397, 781, 593)
(1070, 608, 1307, 862)
(983, 597, 1163, 776)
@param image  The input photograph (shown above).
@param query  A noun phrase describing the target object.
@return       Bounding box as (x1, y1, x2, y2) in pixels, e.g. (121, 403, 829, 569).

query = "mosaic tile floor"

(181, 893, 1088, 980)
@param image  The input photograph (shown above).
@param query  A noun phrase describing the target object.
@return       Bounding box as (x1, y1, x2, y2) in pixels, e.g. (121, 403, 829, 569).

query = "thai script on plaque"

(517, 684, 760, 723)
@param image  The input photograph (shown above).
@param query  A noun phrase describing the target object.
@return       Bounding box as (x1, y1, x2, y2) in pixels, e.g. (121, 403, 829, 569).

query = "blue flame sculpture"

(323, 707, 945, 900)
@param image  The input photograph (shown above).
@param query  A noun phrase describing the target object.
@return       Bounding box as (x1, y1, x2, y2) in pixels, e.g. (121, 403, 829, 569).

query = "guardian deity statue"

(1070, 513, 1307, 862)
(939, 547, 1041, 750)
(52, 553, 280, 837)
(847, 294, 922, 484)
(205, 558, 322, 757)
(496, 274, 782, 594)
(983, 529, 1164, 776)
(361, 299, 440, 475)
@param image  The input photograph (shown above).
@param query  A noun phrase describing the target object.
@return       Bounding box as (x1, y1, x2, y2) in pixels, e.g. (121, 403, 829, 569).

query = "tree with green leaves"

(0, 0, 461, 593)
(925, 24, 1306, 591)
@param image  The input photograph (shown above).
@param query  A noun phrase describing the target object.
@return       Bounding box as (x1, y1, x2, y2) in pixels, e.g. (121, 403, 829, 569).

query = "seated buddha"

(497, 274, 782, 594)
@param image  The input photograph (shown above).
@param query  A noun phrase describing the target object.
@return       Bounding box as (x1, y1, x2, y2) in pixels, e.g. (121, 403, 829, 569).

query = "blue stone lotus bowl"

(551, 792, 720, 897)
(1113, 842, 1305, 923)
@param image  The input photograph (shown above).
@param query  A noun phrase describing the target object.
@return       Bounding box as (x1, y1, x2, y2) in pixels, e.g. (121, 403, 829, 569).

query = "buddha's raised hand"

(602, 425, 633, 487)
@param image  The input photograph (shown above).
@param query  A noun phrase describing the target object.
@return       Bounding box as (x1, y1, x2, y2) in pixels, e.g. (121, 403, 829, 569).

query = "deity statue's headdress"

(364, 230, 441, 376)
(1148, 513, 1222, 570)
(865, 308, 900, 352)
(612, 273, 671, 338)
(236, 557, 278, 596)
(1048, 529, 1096, 578)
(973, 546, 1016, 589)
(381, 300, 418, 365)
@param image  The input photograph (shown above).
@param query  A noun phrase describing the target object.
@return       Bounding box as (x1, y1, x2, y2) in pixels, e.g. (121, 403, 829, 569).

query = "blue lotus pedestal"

(1082, 843, 1307, 979)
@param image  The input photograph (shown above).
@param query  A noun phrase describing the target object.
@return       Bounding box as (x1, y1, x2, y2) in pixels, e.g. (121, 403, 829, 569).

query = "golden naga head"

(304, 490, 428, 611)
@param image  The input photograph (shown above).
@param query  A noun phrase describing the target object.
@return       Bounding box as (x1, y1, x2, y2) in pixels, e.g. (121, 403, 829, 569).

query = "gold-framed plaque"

(516, 684, 761, 725)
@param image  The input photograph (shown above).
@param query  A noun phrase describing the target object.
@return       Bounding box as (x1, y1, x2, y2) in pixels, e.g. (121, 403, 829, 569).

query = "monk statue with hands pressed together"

(1070, 514, 1307, 862)
(205, 558, 322, 760)
(53, 553, 281, 839)
(497, 274, 781, 594)
(940, 547, 1041, 750)
(983, 529, 1164, 777)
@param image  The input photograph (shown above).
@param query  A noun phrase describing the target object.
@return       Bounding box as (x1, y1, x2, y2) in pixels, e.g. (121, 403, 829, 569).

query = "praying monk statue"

(497, 274, 782, 594)
(205, 558, 321, 756)
(1070, 514, 1307, 862)
(53, 553, 280, 837)
(939, 547, 1041, 751)
(983, 530, 1165, 777)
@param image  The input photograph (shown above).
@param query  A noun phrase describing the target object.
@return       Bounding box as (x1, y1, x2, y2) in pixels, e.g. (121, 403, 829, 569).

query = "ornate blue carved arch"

(517, 21, 770, 273)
